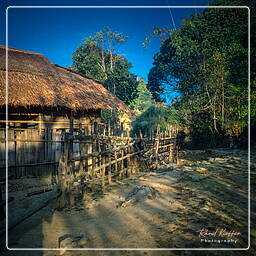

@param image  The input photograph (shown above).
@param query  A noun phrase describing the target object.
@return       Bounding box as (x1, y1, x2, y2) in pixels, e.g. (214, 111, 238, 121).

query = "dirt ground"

(1, 149, 255, 256)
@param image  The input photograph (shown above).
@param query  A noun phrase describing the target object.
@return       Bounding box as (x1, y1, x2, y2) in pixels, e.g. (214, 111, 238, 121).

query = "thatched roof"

(0, 46, 130, 115)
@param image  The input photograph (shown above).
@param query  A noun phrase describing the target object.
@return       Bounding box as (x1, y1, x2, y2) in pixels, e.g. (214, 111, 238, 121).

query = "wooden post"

(94, 122, 98, 135)
(120, 149, 124, 179)
(108, 138, 112, 184)
(69, 116, 74, 155)
(38, 114, 44, 177)
(154, 138, 159, 160)
(114, 140, 118, 178)
(97, 137, 101, 170)
(108, 121, 111, 136)
(108, 152, 112, 184)
(87, 123, 93, 175)
(168, 140, 173, 163)
(120, 122, 124, 138)
(57, 133, 69, 209)
(67, 132, 75, 208)
(103, 125, 106, 136)
(91, 137, 97, 191)
(38, 114, 43, 134)
(176, 142, 179, 164)
(79, 130, 85, 176)
(102, 154, 106, 191)
(130, 144, 136, 174)
(154, 136, 160, 168)
(56, 117, 74, 209)
(127, 145, 132, 176)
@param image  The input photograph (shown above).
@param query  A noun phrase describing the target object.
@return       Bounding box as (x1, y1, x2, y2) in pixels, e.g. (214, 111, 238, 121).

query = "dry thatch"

(0, 46, 130, 114)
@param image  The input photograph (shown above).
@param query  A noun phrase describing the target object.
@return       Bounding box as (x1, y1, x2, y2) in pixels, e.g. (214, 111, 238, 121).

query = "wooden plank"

(94, 150, 142, 171)
(25, 187, 53, 197)
(25, 129, 30, 176)
(0, 188, 61, 236)
(74, 134, 133, 142)
(0, 139, 64, 143)
(49, 128, 53, 175)
(154, 138, 159, 162)
(79, 132, 84, 176)
(0, 161, 59, 168)
(7, 130, 15, 176)
(158, 143, 174, 149)
(107, 146, 112, 184)
(36, 128, 42, 177)
(70, 143, 134, 161)
(15, 130, 22, 177)
(55, 130, 61, 161)
(33, 129, 39, 177)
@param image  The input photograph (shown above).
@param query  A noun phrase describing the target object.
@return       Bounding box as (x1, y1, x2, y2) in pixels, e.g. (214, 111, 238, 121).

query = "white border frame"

(5, 5, 251, 251)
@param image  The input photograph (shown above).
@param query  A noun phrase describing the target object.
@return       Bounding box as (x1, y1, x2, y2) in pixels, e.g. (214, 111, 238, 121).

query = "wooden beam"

(0, 188, 61, 237)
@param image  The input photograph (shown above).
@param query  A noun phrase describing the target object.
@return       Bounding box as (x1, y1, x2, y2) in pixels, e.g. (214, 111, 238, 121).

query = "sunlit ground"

(3, 149, 255, 256)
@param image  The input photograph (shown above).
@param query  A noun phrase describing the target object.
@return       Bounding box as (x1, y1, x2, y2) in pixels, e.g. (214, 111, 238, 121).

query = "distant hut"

(0, 46, 130, 177)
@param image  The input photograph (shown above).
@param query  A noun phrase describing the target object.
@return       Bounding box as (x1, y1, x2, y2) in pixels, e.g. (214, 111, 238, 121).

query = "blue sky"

(0, 0, 210, 102)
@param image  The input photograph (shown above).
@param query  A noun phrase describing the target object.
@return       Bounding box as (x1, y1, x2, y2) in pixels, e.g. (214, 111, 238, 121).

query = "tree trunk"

(110, 50, 113, 72)
(101, 41, 107, 79)
(213, 97, 218, 132)
(221, 75, 225, 129)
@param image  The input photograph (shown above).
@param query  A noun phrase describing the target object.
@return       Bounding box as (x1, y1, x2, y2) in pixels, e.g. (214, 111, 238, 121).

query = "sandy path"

(2, 149, 255, 256)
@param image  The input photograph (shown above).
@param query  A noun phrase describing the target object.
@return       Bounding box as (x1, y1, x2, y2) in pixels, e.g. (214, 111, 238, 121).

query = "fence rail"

(0, 123, 179, 179)
(56, 129, 178, 208)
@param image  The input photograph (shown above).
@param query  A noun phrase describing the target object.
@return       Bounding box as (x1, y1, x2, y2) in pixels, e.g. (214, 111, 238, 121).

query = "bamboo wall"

(0, 115, 105, 178)
(0, 128, 63, 178)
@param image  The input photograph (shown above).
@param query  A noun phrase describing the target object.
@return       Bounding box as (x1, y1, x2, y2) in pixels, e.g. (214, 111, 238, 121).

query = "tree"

(104, 55, 139, 105)
(72, 38, 105, 82)
(129, 80, 155, 115)
(71, 28, 138, 105)
(91, 27, 128, 76)
(147, 0, 255, 147)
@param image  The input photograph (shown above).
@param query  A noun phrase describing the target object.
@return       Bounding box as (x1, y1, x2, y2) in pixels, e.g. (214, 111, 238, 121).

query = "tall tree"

(90, 27, 127, 77)
(104, 55, 138, 104)
(147, 0, 254, 147)
(72, 38, 105, 82)
(71, 28, 138, 105)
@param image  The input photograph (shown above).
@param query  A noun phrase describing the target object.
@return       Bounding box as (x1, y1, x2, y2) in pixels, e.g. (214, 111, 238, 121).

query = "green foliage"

(132, 105, 167, 136)
(147, 0, 255, 148)
(143, 26, 173, 48)
(104, 56, 139, 105)
(132, 104, 185, 136)
(72, 27, 139, 105)
(129, 80, 155, 115)
(100, 109, 121, 125)
(147, 37, 175, 102)
(72, 39, 105, 82)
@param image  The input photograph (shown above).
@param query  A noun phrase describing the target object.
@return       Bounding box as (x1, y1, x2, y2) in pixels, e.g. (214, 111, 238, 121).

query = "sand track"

(2, 149, 255, 256)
